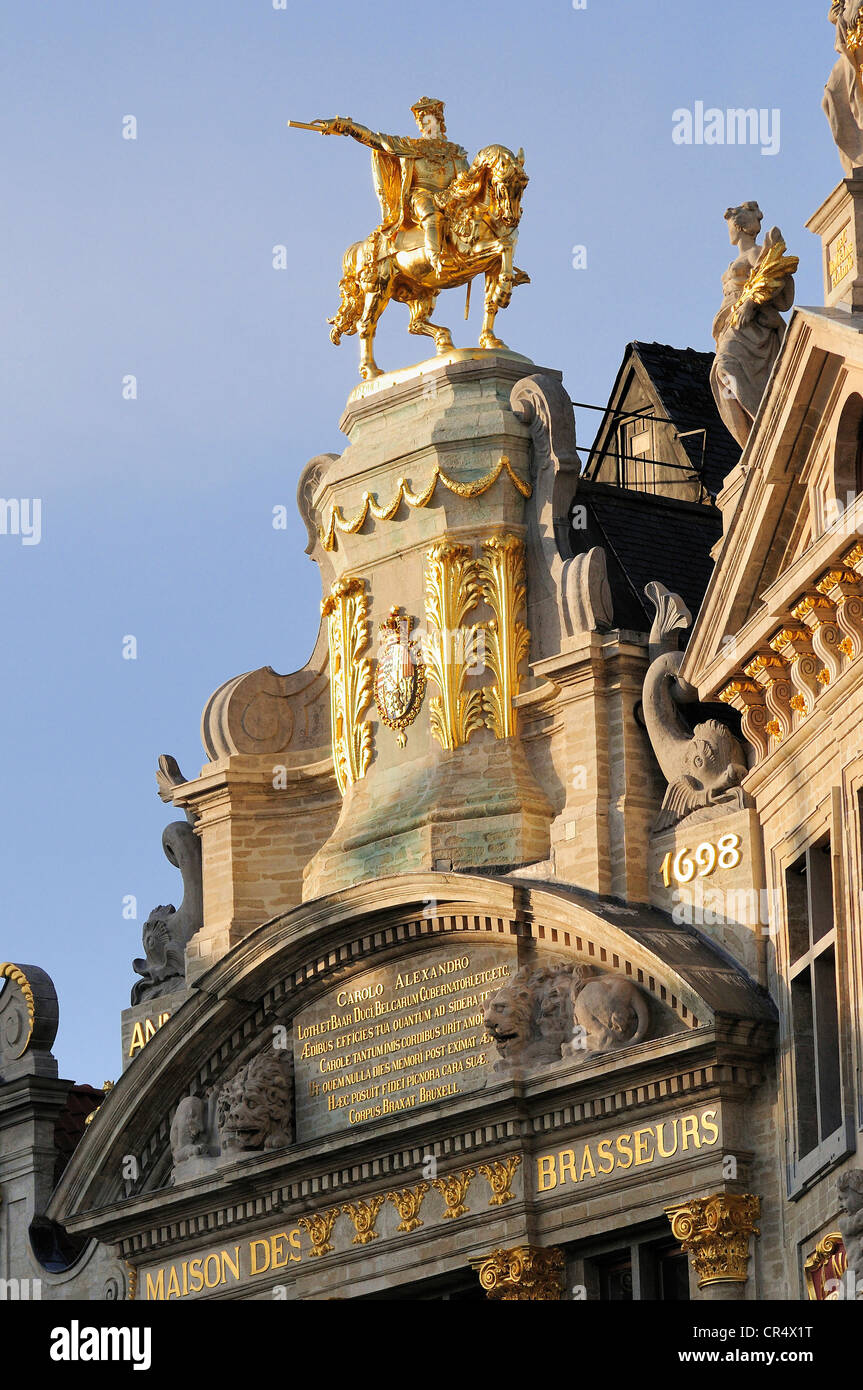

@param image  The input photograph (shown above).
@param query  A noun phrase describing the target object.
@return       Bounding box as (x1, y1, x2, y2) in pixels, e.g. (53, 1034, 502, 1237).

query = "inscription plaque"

(293, 943, 517, 1139)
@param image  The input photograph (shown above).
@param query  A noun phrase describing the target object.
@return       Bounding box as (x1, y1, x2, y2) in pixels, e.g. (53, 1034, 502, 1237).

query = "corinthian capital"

(470, 1245, 564, 1300)
(665, 1193, 760, 1288)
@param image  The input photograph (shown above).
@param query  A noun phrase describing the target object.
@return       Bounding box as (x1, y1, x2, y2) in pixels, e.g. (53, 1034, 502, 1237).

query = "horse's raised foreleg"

(479, 265, 508, 351)
(407, 291, 454, 355)
(357, 284, 391, 380)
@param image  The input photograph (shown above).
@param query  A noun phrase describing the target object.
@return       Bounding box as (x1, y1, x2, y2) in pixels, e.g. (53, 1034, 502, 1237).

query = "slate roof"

(588, 341, 740, 500)
(574, 481, 723, 633)
(53, 1083, 106, 1186)
(573, 340, 733, 632)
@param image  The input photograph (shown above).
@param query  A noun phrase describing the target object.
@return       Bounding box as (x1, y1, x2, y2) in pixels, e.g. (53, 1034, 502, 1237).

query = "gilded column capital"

(665, 1192, 760, 1288)
(470, 1245, 565, 1300)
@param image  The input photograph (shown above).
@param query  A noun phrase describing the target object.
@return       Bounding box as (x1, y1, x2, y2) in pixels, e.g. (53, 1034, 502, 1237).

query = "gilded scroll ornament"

(0, 963, 35, 1056)
(386, 1182, 429, 1233)
(477, 1156, 522, 1207)
(299, 1207, 340, 1257)
(321, 578, 374, 794)
(470, 1245, 565, 1301)
(318, 454, 531, 552)
(374, 609, 426, 747)
(478, 535, 529, 740)
(804, 1232, 847, 1300)
(432, 1167, 475, 1219)
(424, 543, 484, 751)
(341, 1195, 385, 1245)
(665, 1193, 760, 1287)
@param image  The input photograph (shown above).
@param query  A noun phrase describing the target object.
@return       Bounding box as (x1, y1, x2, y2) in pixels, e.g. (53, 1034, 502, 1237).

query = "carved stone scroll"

(769, 627, 820, 722)
(743, 652, 793, 744)
(816, 567, 863, 661)
(791, 593, 844, 687)
(719, 679, 770, 763)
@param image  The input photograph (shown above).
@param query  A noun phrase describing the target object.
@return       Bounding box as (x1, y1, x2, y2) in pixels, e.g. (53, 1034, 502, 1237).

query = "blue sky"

(0, 0, 835, 1082)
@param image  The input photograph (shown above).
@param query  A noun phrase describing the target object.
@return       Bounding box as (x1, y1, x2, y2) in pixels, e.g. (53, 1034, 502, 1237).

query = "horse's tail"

(327, 240, 369, 344)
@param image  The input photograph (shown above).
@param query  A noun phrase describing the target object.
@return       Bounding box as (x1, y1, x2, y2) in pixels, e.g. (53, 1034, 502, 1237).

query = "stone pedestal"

(807, 174, 863, 311)
(302, 351, 556, 899)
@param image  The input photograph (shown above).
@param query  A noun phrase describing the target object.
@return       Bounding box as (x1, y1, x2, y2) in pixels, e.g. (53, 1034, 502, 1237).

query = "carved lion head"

(484, 971, 535, 1062)
(216, 1052, 292, 1153)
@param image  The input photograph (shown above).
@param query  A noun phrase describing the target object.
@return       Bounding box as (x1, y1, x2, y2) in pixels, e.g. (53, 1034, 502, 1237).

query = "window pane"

(814, 946, 842, 1140)
(807, 843, 833, 946)
(791, 969, 818, 1156)
(657, 1248, 690, 1301)
(786, 855, 810, 963)
(597, 1251, 633, 1301)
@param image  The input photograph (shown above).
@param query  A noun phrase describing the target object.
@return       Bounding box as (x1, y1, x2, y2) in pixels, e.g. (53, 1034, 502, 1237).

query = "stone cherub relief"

(838, 1169, 863, 1295)
(483, 961, 652, 1078)
(642, 582, 749, 832)
(170, 1050, 294, 1179)
(710, 202, 797, 449)
(825, 1, 863, 174)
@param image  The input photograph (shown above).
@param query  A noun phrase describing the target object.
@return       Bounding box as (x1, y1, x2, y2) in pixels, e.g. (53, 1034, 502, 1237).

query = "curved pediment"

(50, 873, 775, 1239)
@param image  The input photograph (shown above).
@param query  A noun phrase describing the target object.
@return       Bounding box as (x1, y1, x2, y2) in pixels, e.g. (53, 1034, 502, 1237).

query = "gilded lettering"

(680, 1114, 701, 1151)
(558, 1149, 578, 1186)
(537, 1155, 557, 1191)
(633, 1127, 655, 1166)
(701, 1108, 720, 1146)
(656, 1118, 679, 1158)
(615, 1134, 633, 1169)
(595, 1138, 614, 1174)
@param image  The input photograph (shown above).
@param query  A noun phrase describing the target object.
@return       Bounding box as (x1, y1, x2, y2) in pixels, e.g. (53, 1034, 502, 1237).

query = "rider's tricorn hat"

(411, 96, 445, 123)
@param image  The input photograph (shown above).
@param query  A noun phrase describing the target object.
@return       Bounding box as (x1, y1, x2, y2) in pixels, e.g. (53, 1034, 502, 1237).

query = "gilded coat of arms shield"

(374, 608, 426, 747)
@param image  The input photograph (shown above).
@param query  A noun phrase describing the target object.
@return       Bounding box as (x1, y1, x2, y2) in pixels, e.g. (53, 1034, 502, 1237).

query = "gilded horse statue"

(289, 102, 529, 380)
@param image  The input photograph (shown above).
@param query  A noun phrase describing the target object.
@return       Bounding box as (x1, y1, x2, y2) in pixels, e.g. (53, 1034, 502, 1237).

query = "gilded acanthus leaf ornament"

(386, 1182, 430, 1233)
(341, 1195, 385, 1246)
(424, 542, 484, 751)
(477, 1155, 522, 1207)
(298, 1207, 340, 1257)
(321, 578, 374, 795)
(431, 1167, 475, 1219)
(478, 535, 530, 740)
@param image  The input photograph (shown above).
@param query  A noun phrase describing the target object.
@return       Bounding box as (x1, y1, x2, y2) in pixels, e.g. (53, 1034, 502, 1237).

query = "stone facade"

(7, 165, 863, 1303)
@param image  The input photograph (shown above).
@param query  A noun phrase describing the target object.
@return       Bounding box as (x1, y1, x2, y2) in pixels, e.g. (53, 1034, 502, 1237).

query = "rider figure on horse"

(320, 97, 468, 278)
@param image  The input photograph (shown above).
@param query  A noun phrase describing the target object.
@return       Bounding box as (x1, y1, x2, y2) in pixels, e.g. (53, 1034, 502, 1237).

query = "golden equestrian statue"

(288, 98, 529, 380)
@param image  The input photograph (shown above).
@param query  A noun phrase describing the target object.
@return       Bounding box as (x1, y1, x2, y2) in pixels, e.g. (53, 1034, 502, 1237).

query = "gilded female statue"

(709, 202, 797, 449)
